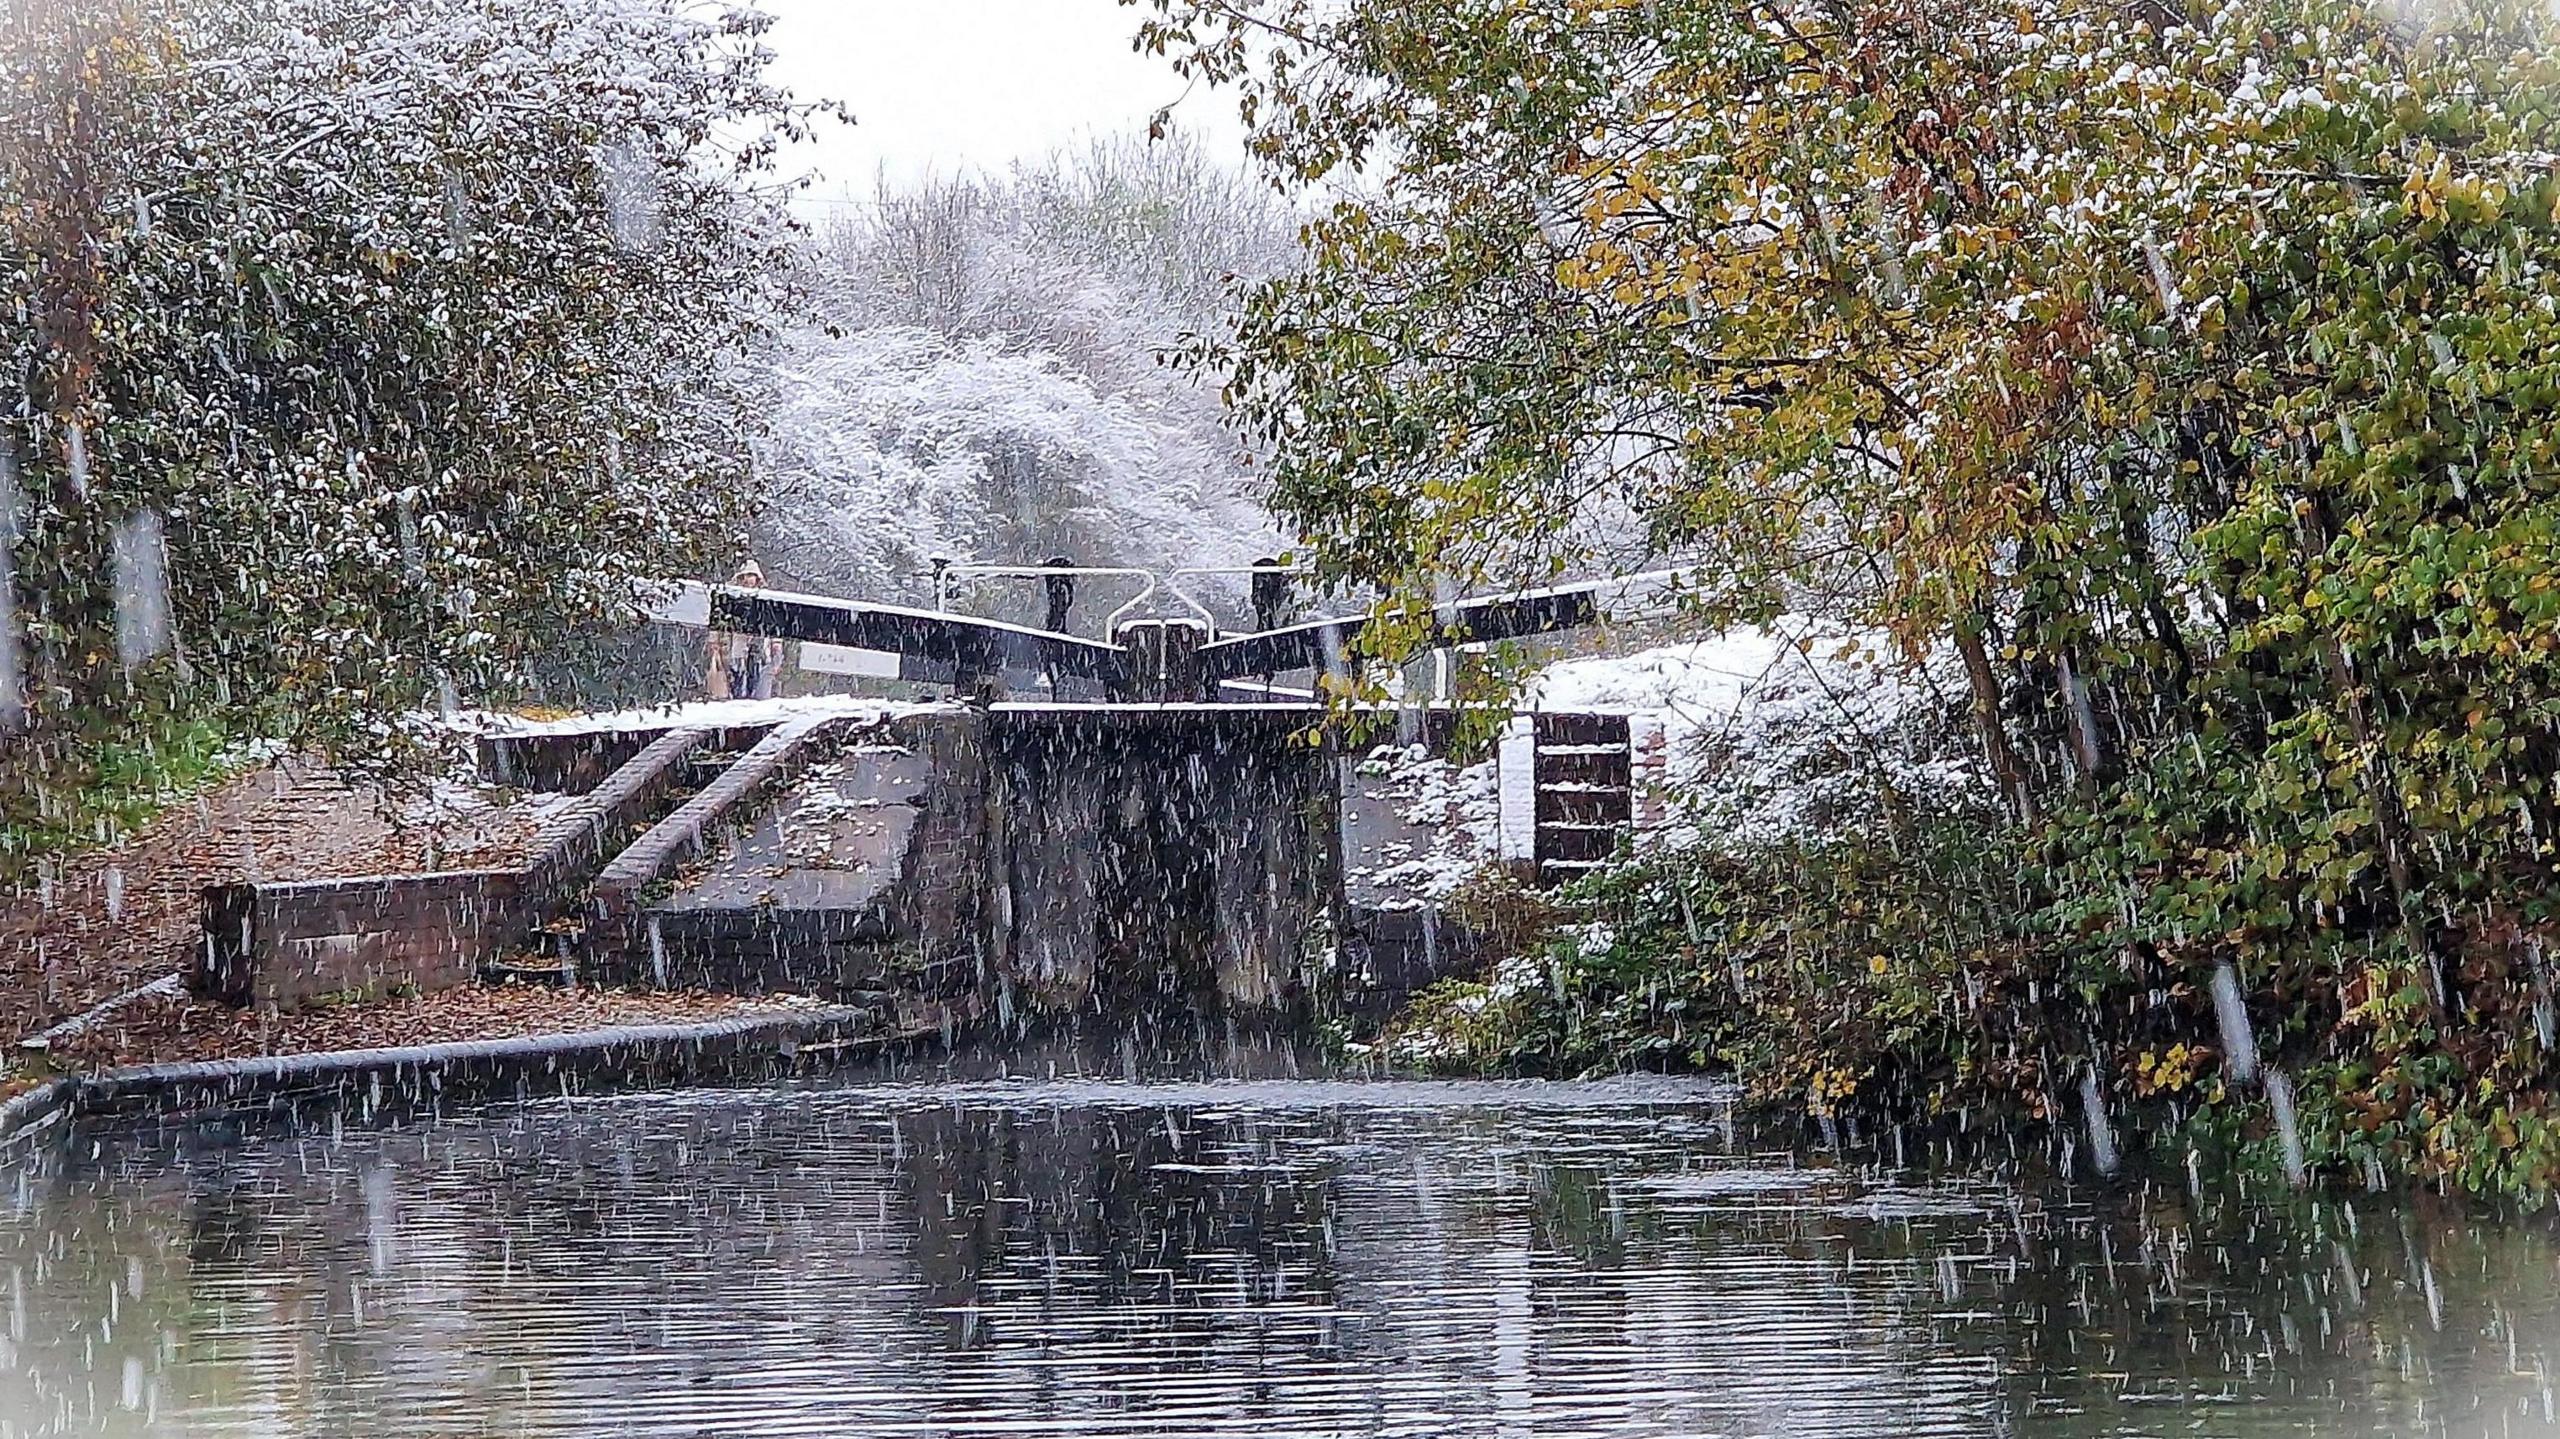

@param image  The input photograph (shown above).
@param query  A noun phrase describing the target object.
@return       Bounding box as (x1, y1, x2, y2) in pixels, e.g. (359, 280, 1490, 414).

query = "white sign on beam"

(798, 643, 902, 679)
(1630, 713, 1669, 829)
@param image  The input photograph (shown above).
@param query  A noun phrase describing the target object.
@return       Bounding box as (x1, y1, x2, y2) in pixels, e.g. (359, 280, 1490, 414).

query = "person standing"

(705, 562, 784, 700)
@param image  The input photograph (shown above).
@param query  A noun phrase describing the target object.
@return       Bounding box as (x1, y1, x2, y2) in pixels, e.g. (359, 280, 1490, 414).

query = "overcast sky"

(757, 0, 1247, 207)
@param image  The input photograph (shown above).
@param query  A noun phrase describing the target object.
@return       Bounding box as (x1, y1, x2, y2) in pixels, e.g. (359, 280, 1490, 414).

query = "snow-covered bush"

(1364, 630, 2015, 1087)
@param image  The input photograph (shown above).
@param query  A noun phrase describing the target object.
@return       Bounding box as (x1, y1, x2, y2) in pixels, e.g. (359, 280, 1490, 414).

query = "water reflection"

(5, 1062, 2560, 1437)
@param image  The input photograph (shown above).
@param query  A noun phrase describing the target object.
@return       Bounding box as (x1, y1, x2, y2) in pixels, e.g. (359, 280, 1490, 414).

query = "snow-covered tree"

(0, 0, 815, 842)
(747, 134, 1293, 618)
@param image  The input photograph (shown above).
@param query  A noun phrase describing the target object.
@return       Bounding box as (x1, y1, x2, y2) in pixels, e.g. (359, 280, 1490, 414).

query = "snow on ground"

(1527, 628, 1807, 721)
(1343, 743, 1500, 909)
(1532, 626, 1981, 850)
(1347, 623, 1981, 911)
(453, 694, 943, 738)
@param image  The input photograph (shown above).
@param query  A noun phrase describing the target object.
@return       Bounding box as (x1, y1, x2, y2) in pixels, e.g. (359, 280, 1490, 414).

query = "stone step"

(1536, 857, 1610, 883)
(519, 725, 731, 906)
(481, 957, 582, 988)
(588, 714, 877, 957)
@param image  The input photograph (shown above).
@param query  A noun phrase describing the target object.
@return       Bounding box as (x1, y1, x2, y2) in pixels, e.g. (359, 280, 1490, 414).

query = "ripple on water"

(1631, 1165, 1841, 1199)
(716, 1073, 1741, 1114)
(2, 1074, 2556, 1439)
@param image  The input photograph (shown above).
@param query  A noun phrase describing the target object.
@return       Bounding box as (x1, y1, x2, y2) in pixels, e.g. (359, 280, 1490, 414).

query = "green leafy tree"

(1135, 0, 2560, 1195)
(0, 0, 819, 861)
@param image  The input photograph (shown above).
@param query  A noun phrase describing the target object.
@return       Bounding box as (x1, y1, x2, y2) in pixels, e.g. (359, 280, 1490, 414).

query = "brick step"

(588, 714, 874, 960)
(1537, 857, 1609, 882)
(518, 726, 733, 907)
(482, 955, 583, 988)
(675, 749, 752, 784)
(1536, 787, 1634, 823)
(1534, 823, 1624, 863)
(1534, 713, 1631, 747)
(1536, 750, 1631, 787)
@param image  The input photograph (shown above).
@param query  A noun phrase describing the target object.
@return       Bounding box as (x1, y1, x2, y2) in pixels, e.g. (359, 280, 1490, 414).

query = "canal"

(4, 1036, 2557, 1437)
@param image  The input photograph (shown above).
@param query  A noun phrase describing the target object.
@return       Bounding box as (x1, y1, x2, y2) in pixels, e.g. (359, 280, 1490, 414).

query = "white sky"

(756, 0, 1246, 208)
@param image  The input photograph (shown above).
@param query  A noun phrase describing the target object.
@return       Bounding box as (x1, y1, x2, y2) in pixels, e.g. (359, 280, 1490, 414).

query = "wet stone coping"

(0, 1076, 74, 1161)
(0, 1006, 914, 1159)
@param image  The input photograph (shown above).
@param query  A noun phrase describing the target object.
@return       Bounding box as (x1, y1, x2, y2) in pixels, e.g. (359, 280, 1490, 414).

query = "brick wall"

(198, 870, 527, 1010)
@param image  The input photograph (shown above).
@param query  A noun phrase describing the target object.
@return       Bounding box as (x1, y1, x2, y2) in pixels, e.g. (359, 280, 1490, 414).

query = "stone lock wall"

(202, 702, 1346, 1017)
(632, 706, 1337, 1019)
(198, 871, 527, 1011)
(956, 708, 1338, 1019)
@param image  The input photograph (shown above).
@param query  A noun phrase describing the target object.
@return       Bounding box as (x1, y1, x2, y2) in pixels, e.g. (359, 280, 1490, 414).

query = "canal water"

(5, 1044, 2559, 1437)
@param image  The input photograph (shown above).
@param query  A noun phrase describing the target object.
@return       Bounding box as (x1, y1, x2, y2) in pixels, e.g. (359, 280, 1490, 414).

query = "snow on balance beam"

(640, 567, 1702, 701)
(643, 578, 1119, 692)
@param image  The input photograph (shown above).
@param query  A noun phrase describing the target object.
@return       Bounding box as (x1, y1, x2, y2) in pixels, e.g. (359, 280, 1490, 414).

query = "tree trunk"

(2054, 646, 2107, 786)
(2114, 496, 2197, 698)
(1954, 613, 2037, 826)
